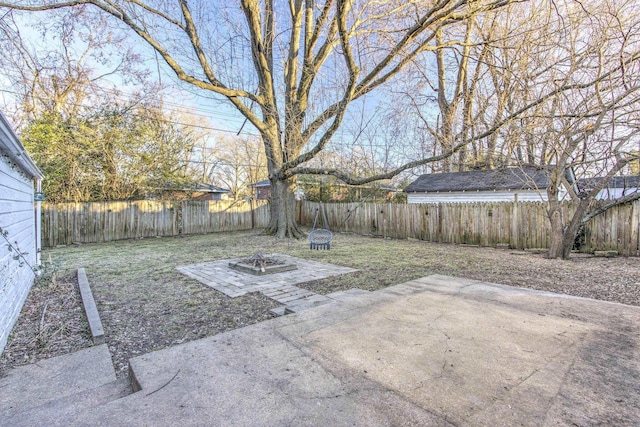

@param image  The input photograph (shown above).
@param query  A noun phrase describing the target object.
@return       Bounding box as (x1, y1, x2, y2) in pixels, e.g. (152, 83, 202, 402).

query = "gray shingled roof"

(193, 184, 231, 193)
(404, 167, 550, 193)
(250, 179, 271, 188)
(577, 175, 640, 191)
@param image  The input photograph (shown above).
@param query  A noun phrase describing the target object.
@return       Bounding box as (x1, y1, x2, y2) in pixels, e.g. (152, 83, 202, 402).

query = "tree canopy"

(1, 0, 639, 256)
(22, 102, 198, 202)
(0, 0, 517, 237)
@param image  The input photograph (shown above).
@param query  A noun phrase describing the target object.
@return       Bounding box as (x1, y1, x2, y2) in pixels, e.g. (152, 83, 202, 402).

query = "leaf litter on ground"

(2, 230, 638, 378)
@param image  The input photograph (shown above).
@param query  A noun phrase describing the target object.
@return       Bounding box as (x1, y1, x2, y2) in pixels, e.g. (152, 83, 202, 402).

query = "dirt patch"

(0, 271, 93, 375)
(2, 231, 639, 379)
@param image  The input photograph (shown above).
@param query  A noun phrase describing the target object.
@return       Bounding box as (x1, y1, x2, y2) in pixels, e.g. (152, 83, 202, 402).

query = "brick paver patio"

(177, 254, 358, 314)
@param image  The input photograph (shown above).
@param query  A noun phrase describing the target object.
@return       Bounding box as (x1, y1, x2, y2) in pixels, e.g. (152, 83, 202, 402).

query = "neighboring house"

(0, 111, 44, 354)
(192, 184, 232, 201)
(298, 175, 397, 202)
(404, 167, 570, 203)
(154, 183, 232, 201)
(251, 178, 393, 202)
(577, 175, 640, 200)
(250, 179, 272, 200)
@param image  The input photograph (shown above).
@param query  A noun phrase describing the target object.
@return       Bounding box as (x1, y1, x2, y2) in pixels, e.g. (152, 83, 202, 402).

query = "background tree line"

(21, 102, 197, 203)
(1, 0, 639, 258)
(0, 7, 267, 203)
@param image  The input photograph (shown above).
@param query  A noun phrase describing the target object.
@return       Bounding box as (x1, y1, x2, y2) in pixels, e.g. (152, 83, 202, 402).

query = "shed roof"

(250, 179, 271, 188)
(193, 184, 231, 193)
(577, 175, 640, 191)
(404, 167, 549, 193)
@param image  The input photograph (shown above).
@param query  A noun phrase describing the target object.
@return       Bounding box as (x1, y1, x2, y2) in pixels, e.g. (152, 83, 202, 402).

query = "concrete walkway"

(1, 344, 131, 424)
(2, 275, 640, 426)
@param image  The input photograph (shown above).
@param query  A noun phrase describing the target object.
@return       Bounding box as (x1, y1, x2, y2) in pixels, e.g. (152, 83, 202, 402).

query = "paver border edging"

(77, 268, 105, 344)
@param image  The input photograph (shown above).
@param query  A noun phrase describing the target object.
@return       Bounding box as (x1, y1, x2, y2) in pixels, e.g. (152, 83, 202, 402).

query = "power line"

(0, 71, 410, 141)
(0, 82, 447, 147)
(0, 77, 251, 126)
(0, 88, 261, 136)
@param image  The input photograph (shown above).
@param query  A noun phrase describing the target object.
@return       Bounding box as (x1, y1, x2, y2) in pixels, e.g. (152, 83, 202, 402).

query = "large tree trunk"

(548, 212, 578, 259)
(547, 199, 587, 260)
(265, 177, 305, 239)
(547, 204, 567, 259)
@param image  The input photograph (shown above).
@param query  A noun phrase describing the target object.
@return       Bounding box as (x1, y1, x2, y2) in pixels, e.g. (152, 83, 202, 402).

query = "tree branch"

(285, 137, 472, 184)
(581, 192, 640, 224)
(300, 0, 499, 143)
(1, 0, 268, 132)
(278, 0, 359, 173)
(296, 0, 338, 112)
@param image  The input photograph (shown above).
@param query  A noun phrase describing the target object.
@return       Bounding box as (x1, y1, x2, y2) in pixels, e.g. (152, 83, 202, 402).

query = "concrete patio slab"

(37, 274, 639, 426)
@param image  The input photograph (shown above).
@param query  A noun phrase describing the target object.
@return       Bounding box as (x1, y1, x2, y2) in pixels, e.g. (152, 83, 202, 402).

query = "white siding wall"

(0, 152, 37, 354)
(595, 187, 639, 200)
(407, 190, 549, 204)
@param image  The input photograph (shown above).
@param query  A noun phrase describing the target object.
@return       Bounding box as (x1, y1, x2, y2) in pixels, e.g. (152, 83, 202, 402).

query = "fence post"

(250, 198, 255, 230)
(177, 201, 184, 235)
(437, 203, 443, 242)
(632, 200, 639, 256)
(512, 194, 519, 249)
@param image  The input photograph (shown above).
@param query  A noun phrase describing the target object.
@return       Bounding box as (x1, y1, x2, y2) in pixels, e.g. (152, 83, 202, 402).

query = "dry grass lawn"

(2, 230, 639, 378)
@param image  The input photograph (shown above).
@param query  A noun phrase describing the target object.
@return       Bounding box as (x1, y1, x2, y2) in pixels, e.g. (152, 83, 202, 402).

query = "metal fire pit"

(228, 252, 297, 276)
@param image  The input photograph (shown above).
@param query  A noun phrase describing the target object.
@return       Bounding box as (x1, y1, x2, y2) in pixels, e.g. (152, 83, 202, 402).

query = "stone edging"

(77, 268, 105, 344)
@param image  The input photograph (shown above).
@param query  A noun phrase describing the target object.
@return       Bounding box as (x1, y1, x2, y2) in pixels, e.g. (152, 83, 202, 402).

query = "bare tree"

(376, 0, 640, 258)
(0, 7, 202, 202)
(0, 0, 515, 237)
(482, 0, 640, 259)
(0, 7, 147, 126)
(207, 134, 267, 200)
(375, 4, 533, 173)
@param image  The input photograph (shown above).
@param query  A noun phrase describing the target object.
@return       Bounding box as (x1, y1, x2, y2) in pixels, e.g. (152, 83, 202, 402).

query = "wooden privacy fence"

(41, 199, 639, 255)
(299, 201, 640, 256)
(41, 200, 269, 247)
(181, 200, 269, 234)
